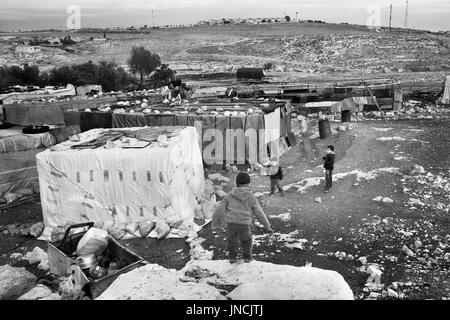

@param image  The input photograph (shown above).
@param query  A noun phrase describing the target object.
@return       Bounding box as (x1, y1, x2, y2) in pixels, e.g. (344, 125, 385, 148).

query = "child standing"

(212, 172, 274, 263)
(322, 145, 336, 193)
(269, 165, 284, 196)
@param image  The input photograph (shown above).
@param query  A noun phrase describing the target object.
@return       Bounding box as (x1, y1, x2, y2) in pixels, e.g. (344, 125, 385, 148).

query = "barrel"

(318, 119, 332, 139)
(341, 110, 351, 123)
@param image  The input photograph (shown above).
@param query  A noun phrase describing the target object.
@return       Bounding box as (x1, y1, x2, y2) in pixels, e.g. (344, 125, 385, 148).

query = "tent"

(36, 126, 204, 239)
(62, 101, 293, 166)
(0, 127, 56, 202)
(441, 76, 450, 104)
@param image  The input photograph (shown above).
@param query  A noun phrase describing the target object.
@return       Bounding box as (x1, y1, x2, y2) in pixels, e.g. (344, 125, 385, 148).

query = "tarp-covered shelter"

(0, 127, 57, 202)
(36, 126, 205, 239)
(0, 84, 76, 105)
(62, 101, 294, 166)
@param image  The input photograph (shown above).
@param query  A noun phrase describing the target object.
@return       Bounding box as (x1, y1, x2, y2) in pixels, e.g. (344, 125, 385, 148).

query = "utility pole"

(404, 1, 408, 29)
(296, 12, 299, 22)
(389, 4, 392, 31)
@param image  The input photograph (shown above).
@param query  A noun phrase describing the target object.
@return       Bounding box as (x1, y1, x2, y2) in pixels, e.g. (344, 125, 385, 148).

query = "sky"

(0, 0, 449, 32)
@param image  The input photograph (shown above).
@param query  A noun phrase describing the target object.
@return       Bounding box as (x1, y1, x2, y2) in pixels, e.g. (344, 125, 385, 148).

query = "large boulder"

(98, 260, 354, 300)
(18, 284, 61, 300)
(0, 265, 37, 300)
(182, 260, 354, 300)
(96, 264, 226, 300)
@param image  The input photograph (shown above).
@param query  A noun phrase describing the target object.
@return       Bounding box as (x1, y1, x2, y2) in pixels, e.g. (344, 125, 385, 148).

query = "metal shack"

(236, 68, 265, 82)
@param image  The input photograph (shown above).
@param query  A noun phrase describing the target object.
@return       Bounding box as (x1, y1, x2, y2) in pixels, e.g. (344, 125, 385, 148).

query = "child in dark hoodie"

(212, 172, 274, 263)
(322, 145, 336, 193)
(269, 165, 284, 196)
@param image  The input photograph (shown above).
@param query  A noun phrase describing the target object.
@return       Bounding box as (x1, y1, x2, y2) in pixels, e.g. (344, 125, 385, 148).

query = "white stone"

(183, 260, 354, 300)
(387, 288, 399, 298)
(9, 253, 23, 263)
(358, 257, 367, 265)
(29, 222, 44, 238)
(96, 264, 226, 300)
(315, 197, 322, 203)
(228, 282, 292, 300)
(0, 265, 37, 300)
(402, 245, 415, 257)
(369, 292, 381, 299)
(18, 284, 61, 300)
(382, 197, 394, 203)
(24, 247, 48, 265)
(414, 240, 423, 249)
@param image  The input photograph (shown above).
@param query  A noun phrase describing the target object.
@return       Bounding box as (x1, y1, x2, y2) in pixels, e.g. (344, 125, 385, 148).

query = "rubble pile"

(298, 98, 450, 125)
(361, 102, 450, 121)
(0, 221, 44, 238)
(0, 45, 78, 67)
(400, 164, 450, 214)
(341, 213, 450, 300)
(253, 230, 316, 255)
(188, 34, 450, 74)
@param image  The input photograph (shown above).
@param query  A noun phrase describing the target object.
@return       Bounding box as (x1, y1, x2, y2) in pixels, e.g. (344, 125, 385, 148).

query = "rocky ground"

(1, 23, 449, 80)
(0, 100, 449, 300)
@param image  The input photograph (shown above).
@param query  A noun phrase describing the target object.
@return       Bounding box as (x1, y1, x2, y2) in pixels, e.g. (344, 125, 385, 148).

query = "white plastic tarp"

(36, 127, 204, 238)
(263, 107, 281, 160)
(442, 76, 450, 104)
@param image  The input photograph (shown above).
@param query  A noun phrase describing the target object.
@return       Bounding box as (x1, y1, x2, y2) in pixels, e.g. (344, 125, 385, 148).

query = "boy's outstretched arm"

(211, 197, 228, 230)
(252, 199, 274, 233)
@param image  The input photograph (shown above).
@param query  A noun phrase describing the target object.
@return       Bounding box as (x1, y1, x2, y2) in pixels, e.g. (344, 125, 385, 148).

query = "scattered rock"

(369, 292, 381, 299)
(402, 245, 415, 257)
(29, 222, 44, 238)
(387, 288, 399, 298)
(414, 240, 423, 249)
(9, 253, 23, 264)
(22, 247, 50, 271)
(0, 265, 37, 300)
(408, 198, 425, 206)
(18, 284, 61, 300)
(358, 257, 368, 265)
(315, 197, 322, 203)
(382, 197, 394, 204)
(436, 202, 445, 210)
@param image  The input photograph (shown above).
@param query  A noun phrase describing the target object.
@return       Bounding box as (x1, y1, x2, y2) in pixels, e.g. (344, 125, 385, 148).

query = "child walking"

(212, 172, 274, 263)
(269, 165, 284, 196)
(322, 145, 336, 193)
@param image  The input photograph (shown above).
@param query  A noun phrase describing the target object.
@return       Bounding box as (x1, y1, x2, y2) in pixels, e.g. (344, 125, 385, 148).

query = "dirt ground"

(0, 117, 449, 300)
